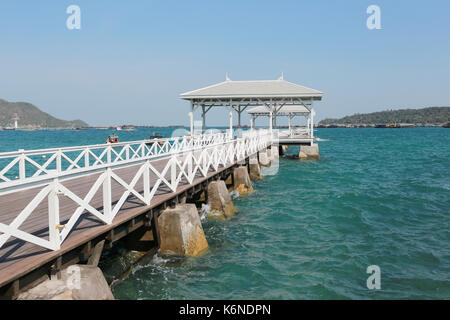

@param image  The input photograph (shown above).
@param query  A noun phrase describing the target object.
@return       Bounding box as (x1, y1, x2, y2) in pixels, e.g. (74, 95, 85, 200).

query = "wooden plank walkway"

(0, 151, 238, 291)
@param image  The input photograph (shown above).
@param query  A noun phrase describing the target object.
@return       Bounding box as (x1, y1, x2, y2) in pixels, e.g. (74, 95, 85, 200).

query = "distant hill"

(319, 107, 450, 125)
(0, 99, 88, 128)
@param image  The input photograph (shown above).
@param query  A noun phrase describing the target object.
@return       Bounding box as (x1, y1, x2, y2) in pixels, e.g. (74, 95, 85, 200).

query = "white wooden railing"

(0, 130, 271, 251)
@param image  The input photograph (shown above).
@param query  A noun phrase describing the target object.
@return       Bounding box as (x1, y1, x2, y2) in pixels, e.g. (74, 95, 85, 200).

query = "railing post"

(18, 149, 26, 180)
(171, 156, 177, 190)
(202, 150, 207, 173)
(107, 146, 112, 164)
(103, 168, 112, 224)
(48, 179, 61, 251)
(126, 145, 130, 160)
(143, 161, 150, 204)
(56, 149, 62, 173)
(187, 152, 193, 181)
(84, 148, 90, 168)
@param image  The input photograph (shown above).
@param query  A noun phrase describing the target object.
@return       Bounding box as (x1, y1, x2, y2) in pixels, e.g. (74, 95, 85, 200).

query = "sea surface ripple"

(1, 127, 448, 299)
(112, 128, 449, 299)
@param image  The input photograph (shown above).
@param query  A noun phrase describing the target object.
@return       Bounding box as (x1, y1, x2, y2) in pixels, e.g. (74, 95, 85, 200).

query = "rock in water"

(207, 180, 236, 219)
(158, 204, 209, 256)
(17, 265, 114, 300)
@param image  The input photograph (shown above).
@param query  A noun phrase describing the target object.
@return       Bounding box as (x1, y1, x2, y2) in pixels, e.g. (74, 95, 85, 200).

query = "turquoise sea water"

(1, 127, 449, 299)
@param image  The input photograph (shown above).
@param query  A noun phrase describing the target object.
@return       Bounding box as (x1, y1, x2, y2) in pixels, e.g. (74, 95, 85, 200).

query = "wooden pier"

(0, 76, 324, 298)
(0, 131, 271, 298)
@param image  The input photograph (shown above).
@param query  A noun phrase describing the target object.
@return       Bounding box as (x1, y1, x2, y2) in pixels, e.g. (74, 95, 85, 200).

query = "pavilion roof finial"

(225, 72, 231, 81)
(278, 72, 284, 81)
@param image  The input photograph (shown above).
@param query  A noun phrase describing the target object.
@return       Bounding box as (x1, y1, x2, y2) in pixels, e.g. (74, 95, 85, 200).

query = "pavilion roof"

(180, 79, 323, 100)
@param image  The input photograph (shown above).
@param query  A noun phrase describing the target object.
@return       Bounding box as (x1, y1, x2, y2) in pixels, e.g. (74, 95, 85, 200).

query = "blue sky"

(0, 0, 449, 126)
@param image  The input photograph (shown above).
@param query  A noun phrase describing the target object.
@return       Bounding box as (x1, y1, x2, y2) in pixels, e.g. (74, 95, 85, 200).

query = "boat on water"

(146, 133, 165, 147)
(150, 132, 163, 139)
(376, 123, 400, 128)
(120, 125, 136, 131)
(106, 134, 119, 143)
(443, 122, 450, 128)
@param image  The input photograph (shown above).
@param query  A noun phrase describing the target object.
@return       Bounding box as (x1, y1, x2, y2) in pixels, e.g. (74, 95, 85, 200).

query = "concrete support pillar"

(271, 145, 279, 159)
(233, 166, 254, 194)
(207, 180, 236, 220)
(258, 150, 270, 167)
(249, 154, 262, 180)
(158, 204, 208, 256)
(267, 146, 274, 162)
(299, 143, 320, 159)
(17, 265, 114, 300)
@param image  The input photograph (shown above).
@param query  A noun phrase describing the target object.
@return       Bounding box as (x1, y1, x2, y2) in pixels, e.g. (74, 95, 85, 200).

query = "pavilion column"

(273, 104, 277, 129)
(310, 108, 315, 140)
(201, 104, 206, 133)
(307, 117, 311, 135)
(288, 115, 292, 137)
(229, 108, 233, 138)
(237, 106, 241, 128)
(189, 102, 194, 135)
(269, 110, 273, 134)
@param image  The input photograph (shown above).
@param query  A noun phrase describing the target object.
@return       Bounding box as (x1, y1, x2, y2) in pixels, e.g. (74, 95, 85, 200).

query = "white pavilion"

(180, 75, 323, 144)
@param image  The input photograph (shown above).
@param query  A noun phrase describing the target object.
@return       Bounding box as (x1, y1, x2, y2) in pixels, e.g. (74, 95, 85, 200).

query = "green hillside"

(319, 107, 450, 125)
(0, 99, 88, 128)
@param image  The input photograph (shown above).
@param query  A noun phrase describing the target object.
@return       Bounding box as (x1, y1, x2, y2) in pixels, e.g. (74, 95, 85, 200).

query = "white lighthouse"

(11, 113, 19, 129)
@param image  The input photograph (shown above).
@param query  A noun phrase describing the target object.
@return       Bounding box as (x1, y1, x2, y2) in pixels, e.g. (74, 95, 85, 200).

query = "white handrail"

(0, 130, 271, 251)
(0, 132, 229, 184)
